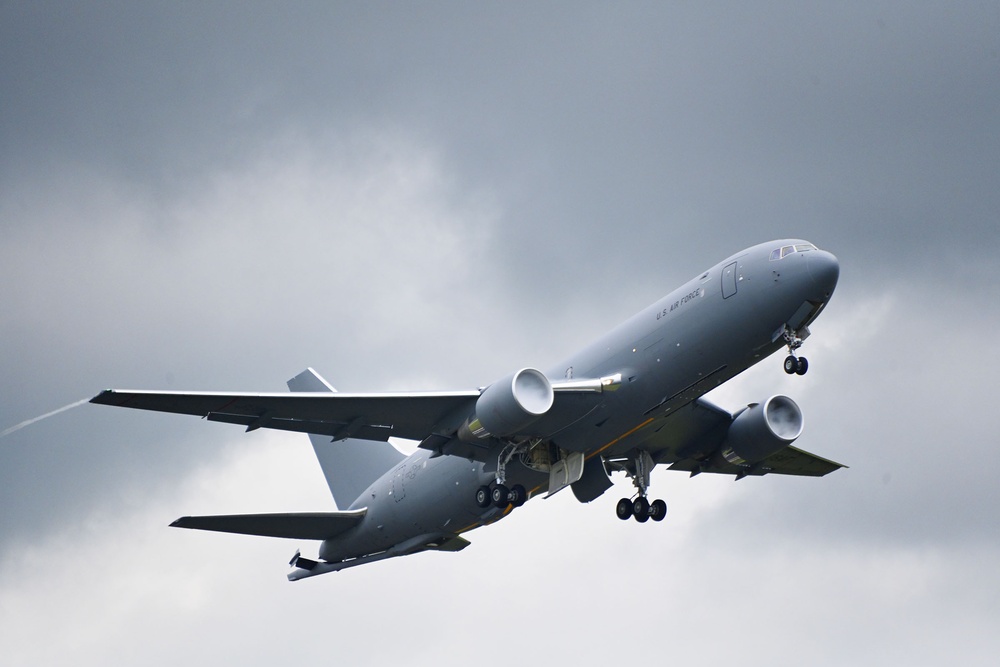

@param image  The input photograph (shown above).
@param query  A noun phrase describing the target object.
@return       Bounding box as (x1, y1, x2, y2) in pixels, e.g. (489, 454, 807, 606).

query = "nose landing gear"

(783, 354, 808, 375)
(782, 326, 809, 375)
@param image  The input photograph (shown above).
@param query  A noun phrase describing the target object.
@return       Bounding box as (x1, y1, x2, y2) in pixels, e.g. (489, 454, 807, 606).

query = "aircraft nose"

(806, 250, 839, 302)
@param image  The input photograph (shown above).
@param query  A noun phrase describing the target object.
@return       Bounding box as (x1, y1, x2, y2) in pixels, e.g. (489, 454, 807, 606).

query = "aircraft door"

(392, 465, 406, 503)
(722, 261, 738, 299)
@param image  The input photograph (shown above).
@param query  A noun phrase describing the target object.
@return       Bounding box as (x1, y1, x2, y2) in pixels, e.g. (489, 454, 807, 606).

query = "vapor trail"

(1, 398, 91, 439)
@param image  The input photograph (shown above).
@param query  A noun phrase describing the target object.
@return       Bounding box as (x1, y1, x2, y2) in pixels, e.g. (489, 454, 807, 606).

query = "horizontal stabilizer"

(170, 509, 366, 540)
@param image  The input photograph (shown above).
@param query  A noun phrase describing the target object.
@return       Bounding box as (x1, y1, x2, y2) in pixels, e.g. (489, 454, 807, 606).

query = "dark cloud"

(2, 2, 999, 665)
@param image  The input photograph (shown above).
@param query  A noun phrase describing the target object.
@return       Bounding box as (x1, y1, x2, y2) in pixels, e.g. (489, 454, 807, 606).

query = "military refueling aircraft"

(92, 239, 842, 580)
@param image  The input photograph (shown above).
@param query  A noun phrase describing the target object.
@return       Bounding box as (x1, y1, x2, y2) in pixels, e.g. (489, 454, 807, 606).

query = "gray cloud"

(2, 2, 999, 665)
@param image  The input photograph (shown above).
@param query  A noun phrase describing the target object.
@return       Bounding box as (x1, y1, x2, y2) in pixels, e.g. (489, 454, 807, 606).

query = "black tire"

(616, 498, 633, 520)
(509, 484, 527, 507)
(795, 356, 809, 375)
(475, 485, 492, 508)
(491, 484, 510, 508)
(633, 496, 650, 523)
(784, 355, 798, 374)
(650, 499, 667, 522)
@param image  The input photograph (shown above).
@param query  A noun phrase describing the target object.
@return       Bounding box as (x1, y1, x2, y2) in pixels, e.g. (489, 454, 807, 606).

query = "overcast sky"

(2, 2, 999, 665)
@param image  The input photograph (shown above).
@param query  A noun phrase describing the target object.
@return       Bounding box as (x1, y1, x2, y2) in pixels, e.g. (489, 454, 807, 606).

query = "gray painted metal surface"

(91, 239, 842, 579)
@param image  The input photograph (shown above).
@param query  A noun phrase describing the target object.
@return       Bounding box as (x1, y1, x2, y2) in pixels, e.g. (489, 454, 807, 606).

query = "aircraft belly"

(320, 451, 510, 563)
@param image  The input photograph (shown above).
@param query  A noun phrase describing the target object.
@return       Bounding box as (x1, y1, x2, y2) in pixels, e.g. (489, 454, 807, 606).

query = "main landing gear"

(475, 441, 530, 510)
(476, 483, 528, 509)
(616, 496, 667, 523)
(782, 326, 809, 375)
(612, 450, 667, 523)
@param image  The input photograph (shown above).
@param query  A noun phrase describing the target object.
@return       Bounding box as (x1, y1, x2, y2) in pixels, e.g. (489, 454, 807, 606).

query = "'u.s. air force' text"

(656, 288, 703, 320)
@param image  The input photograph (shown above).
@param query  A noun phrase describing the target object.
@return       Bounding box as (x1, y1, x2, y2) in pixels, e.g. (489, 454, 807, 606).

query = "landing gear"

(615, 495, 667, 522)
(474, 440, 536, 510)
(633, 497, 650, 523)
(616, 497, 633, 520)
(782, 326, 809, 375)
(783, 355, 808, 375)
(490, 484, 509, 507)
(649, 499, 668, 521)
(476, 482, 528, 509)
(611, 450, 668, 523)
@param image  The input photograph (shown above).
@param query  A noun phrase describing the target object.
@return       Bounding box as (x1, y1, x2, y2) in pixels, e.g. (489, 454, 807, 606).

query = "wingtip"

(89, 389, 115, 405)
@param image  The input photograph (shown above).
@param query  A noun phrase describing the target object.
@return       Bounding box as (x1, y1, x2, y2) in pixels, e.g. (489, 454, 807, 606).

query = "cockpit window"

(770, 243, 818, 260)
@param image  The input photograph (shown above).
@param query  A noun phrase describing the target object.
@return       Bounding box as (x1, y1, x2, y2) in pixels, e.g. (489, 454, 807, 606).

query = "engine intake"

(716, 395, 803, 466)
(458, 368, 554, 441)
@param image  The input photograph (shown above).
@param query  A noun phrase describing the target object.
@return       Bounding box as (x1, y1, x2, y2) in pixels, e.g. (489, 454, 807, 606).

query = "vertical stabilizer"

(287, 368, 406, 510)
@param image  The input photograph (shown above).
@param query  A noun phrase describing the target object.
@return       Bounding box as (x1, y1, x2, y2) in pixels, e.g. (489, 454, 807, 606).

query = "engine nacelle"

(458, 368, 554, 441)
(715, 395, 803, 466)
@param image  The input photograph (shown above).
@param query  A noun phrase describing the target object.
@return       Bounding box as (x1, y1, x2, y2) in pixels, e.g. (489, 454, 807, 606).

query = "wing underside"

(90, 377, 615, 460)
(641, 397, 845, 478)
(90, 389, 481, 441)
(667, 444, 844, 477)
(92, 382, 843, 478)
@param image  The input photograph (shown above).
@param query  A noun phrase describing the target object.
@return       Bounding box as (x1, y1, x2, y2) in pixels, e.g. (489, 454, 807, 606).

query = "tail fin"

(287, 368, 405, 510)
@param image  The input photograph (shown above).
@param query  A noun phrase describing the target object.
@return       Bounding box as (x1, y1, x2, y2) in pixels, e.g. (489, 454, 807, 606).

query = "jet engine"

(715, 395, 803, 466)
(458, 368, 554, 441)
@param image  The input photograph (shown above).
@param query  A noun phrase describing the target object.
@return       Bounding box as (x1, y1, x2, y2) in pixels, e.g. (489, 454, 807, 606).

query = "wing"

(666, 444, 845, 477)
(170, 509, 366, 540)
(90, 388, 481, 441)
(639, 397, 845, 478)
(90, 373, 618, 452)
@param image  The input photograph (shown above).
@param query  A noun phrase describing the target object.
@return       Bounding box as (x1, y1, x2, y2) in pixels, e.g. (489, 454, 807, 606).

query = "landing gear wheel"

(491, 484, 510, 508)
(475, 485, 492, 508)
(784, 355, 798, 374)
(795, 357, 809, 375)
(633, 497, 651, 523)
(649, 499, 667, 522)
(616, 498, 633, 520)
(509, 484, 527, 508)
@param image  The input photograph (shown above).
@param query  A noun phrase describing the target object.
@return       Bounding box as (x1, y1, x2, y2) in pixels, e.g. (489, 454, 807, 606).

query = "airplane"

(91, 239, 843, 580)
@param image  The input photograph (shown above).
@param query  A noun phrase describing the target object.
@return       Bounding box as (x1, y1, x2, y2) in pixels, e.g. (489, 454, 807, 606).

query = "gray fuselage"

(319, 240, 839, 563)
